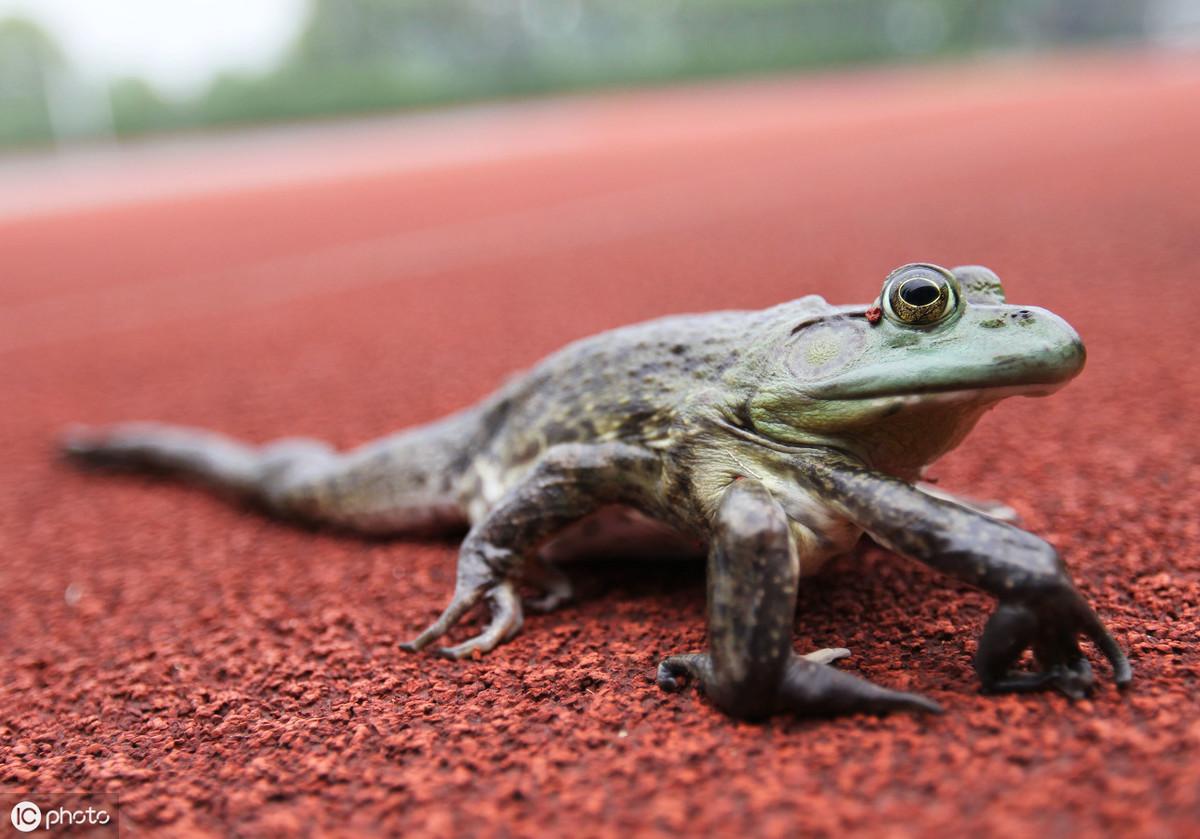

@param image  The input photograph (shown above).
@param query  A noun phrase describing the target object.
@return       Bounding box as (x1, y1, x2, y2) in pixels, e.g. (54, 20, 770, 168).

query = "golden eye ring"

(882, 265, 958, 326)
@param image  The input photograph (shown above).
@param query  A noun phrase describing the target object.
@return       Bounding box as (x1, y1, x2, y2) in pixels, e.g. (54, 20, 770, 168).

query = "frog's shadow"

(75, 471, 957, 637)
(323, 515, 932, 634)
(519, 541, 962, 639)
(291, 496, 958, 637)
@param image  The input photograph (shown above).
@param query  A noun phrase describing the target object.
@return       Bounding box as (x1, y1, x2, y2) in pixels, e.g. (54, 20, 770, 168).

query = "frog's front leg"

(401, 442, 662, 659)
(656, 478, 941, 719)
(803, 456, 1131, 698)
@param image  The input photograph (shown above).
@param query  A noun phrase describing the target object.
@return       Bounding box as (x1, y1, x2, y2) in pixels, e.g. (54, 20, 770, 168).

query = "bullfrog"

(62, 263, 1131, 719)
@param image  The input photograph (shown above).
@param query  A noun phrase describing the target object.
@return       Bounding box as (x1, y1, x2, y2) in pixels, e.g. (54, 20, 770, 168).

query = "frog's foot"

(656, 651, 941, 717)
(776, 654, 942, 716)
(982, 660, 1095, 699)
(400, 580, 524, 660)
(975, 584, 1131, 700)
(655, 653, 711, 692)
(656, 648, 851, 690)
(522, 557, 573, 614)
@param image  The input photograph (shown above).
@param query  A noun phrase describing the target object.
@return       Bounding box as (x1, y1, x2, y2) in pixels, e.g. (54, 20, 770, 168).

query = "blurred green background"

(1, 0, 1195, 150)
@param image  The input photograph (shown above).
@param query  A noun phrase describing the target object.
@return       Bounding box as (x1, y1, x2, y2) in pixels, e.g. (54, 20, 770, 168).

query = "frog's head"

(745, 263, 1085, 477)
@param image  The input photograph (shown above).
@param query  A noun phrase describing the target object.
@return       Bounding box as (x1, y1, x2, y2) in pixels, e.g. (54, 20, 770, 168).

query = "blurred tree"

(1, 0, 1165, 147)
(0, 16, 65, 147)
(186, 0, 937, 129)
(108, 77, 180, 136)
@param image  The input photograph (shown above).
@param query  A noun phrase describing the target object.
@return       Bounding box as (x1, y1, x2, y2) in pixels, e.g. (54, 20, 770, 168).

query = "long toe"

(984, 658, 1095, 700)
(778, 656, 942, 717)
(656, 654, 710, 692)
(437, 636, 498, 660)
(399, 619, 455, 653)
(523, 589, 570, 614)
(436, 582, 523, 660)
(802, 647, 852, 666)
(399, 586, 490, 653)
(59, 425, 117, 465)
(59, 424, 96, 455)
(437, 617, 522, 659)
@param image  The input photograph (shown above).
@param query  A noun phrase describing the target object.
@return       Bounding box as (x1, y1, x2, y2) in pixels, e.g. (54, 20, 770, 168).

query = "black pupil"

(900, 278, 941, 307)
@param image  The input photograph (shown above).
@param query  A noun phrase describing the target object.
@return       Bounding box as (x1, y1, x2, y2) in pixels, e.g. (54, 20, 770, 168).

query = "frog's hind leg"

(60, 418, 474, 534)
(655, 478, 941, 719)
(401, 442, 665, 659)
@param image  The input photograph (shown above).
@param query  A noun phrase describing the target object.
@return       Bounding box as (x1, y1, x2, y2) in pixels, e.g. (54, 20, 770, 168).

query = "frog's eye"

(882, 264, 958, 326)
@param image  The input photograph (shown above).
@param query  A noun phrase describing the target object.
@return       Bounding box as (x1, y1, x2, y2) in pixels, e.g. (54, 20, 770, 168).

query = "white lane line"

(6, 54, 1185, 222)
(5, 57, 1193, 354)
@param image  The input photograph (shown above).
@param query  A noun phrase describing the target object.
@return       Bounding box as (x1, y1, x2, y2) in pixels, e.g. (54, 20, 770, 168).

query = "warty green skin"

(61, 263, 1131, 719)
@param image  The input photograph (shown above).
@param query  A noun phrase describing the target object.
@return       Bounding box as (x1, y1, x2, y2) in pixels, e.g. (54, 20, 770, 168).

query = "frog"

(61, 263, 1131, 720)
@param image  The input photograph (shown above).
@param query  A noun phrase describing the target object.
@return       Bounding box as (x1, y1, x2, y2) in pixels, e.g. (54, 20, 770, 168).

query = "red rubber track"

(2, 53, 1198, 837)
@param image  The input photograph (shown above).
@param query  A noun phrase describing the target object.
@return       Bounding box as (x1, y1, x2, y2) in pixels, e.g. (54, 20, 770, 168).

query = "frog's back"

(479, 308, 757, 469)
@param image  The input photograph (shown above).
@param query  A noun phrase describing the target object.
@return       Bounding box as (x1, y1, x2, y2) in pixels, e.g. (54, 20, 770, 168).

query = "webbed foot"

(975, 582, 1131, 700)
(657, 651, 941, 718)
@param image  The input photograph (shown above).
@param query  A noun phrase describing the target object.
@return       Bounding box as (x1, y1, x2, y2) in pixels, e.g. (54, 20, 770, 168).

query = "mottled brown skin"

(61, 263, 1131, 719)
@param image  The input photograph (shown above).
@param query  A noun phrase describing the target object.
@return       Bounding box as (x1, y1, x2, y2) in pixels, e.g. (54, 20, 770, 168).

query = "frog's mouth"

(806, 342, 1085, 402)
(824, 380, 1069, 402)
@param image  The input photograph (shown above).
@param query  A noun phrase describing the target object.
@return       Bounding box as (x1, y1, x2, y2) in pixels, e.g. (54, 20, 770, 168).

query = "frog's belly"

(539, 505, 703, 563)
(538, 505, 856, 575)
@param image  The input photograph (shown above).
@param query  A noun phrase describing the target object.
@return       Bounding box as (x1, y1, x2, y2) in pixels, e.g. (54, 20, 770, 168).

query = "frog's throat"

(711, 417, 865, 467)
(742, 383, 1052, 478)
(813, 380, 1070, 402)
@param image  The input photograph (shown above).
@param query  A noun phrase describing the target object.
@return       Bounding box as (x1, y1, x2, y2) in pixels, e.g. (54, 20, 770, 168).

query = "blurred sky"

(0, 0, 306, 93)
